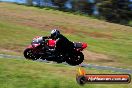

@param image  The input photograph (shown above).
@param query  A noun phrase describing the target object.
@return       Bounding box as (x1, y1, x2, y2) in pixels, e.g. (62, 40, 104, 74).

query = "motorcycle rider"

(50, 29, 74, 57)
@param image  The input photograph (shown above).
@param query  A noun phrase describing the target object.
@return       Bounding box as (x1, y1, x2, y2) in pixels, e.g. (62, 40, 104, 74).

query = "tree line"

(26, 0, 132, 26)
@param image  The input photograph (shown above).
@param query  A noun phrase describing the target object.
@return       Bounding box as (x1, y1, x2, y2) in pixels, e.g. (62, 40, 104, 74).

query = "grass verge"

(0, 58, 132, 88)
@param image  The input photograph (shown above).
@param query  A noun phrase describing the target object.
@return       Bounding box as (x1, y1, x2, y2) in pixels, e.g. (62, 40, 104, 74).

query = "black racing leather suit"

(54, 34, 74, 55)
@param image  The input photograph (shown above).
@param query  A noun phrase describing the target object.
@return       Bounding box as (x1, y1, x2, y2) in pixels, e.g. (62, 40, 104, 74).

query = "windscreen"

(32, 37, 43, 44)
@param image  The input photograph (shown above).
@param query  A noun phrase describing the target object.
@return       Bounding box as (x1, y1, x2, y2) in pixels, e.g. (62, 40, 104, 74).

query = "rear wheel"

(24, 48, 38, 60)
(66, 52, 84, 66)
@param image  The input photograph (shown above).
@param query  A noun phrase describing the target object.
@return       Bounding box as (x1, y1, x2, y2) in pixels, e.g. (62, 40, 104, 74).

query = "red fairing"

(48, 39, 56, 47)
(82, 43, 87, 49)
(27, 44, 40, 49)
(33, 36, 41, 40)
(27, 45, 33, 49)
(33, 44, 40, 48)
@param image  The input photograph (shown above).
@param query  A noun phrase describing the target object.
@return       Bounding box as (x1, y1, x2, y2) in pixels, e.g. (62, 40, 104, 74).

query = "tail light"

(82, 43, 87, 49)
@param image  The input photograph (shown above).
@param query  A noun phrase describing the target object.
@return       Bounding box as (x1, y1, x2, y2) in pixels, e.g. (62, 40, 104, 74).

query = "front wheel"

(24, 48, 38, 60)
(66, 52, 84, 66)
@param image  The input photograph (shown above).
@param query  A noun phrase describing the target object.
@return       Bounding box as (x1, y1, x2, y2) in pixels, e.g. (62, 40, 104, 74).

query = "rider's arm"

(42, 36, 51, 44)
(56, 38, 60, 42)
(43, 36, 51, 39)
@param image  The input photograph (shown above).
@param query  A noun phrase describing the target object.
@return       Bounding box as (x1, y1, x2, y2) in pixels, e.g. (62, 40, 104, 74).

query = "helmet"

(51, 29, 60, 38)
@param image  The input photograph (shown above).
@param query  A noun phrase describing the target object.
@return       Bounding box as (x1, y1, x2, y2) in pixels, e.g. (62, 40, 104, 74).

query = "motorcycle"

(23, 36, 87, 65)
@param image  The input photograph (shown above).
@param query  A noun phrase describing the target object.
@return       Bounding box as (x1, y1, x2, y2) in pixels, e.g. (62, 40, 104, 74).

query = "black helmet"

(51, 29, 60, 38)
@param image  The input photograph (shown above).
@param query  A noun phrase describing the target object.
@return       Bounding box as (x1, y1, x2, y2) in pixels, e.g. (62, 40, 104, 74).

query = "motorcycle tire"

(24, 48, 38, 60)
(66, 52, 84, 66)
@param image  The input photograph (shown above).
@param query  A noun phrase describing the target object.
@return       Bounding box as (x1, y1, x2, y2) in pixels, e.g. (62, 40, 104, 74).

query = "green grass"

(0, 21, 49, 55)
(0, 2, 132, 69)
(0, 58, 131, 88)
(129, 21, 132, 26)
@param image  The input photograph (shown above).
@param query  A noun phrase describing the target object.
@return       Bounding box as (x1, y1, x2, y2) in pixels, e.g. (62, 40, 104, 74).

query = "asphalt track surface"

(0, 54, 132, 74)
